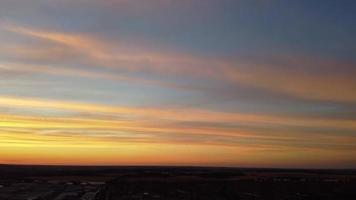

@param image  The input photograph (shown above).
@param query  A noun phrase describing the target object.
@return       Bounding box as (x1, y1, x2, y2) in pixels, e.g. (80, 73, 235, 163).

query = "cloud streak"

(1, 95, 356, 154)
(3, 24, 356, 104)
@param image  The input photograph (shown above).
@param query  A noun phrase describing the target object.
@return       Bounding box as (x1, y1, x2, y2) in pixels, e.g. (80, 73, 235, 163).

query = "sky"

(0, 0, 356, 168)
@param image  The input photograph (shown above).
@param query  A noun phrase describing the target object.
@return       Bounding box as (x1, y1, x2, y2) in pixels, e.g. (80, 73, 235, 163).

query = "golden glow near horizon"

(1, 1, 356, 168)
(1, 95, 355, 167)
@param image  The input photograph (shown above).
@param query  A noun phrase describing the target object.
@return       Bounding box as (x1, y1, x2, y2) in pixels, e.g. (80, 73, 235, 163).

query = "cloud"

(0, 62, 193, 91)
(4, 23, 356, 104)
(1, 111, 355, 159)
(3, 24, 219, 76)
(224, 63, 356, 103)
(1, 95, 356, 133)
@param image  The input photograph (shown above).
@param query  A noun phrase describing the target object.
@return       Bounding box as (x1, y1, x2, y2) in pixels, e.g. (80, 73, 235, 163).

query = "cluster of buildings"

(0, 179, 104, 200)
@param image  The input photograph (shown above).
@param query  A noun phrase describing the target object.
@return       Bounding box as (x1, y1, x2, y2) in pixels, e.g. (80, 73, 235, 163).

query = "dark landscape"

(1, 165, 356, 200)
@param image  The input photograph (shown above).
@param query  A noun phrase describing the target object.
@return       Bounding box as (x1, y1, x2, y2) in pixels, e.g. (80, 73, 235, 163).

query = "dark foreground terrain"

(0, 165, 356, 200)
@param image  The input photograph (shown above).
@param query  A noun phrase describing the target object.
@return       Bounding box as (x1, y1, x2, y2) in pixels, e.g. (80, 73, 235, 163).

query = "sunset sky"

(0, 0, 356, 168)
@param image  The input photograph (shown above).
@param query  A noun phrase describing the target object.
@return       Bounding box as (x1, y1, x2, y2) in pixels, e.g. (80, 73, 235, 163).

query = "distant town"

(1, 165, 356, 200)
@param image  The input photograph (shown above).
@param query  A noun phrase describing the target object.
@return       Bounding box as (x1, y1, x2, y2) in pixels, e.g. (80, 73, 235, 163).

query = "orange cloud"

(224, 65, 356, 103)
(1, 95, 356, 130)
(1, 95, 355, 167)
(3, 24, 220, 77)
(1, 95, 356, 145)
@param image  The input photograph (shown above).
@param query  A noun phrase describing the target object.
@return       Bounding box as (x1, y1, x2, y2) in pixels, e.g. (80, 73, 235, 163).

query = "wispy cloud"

(3, 24, 218, 76)
(1, 95, 356, 146)
(3, 23, 356, 104)
(224, 63, 356, 103)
